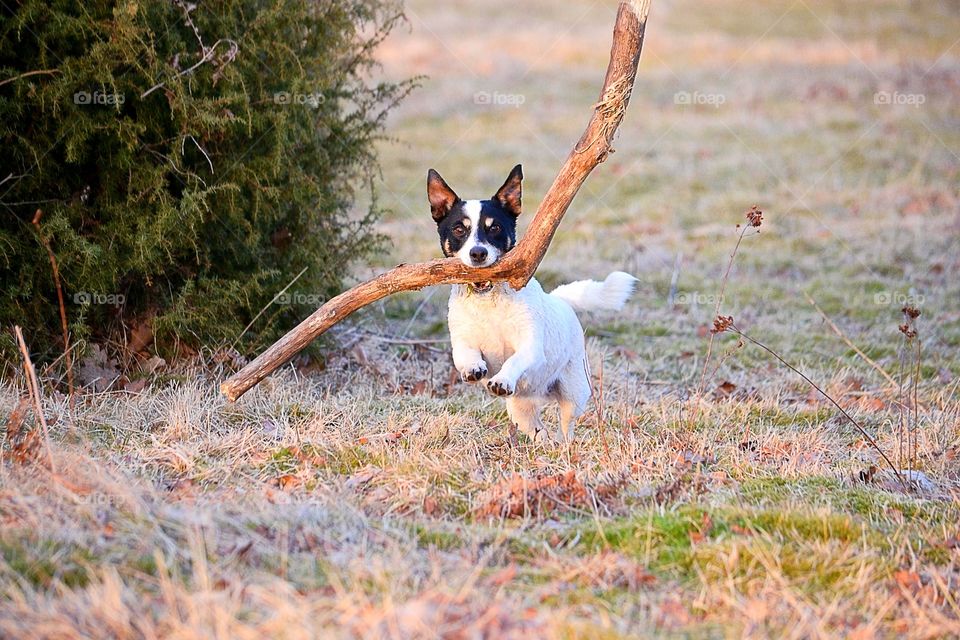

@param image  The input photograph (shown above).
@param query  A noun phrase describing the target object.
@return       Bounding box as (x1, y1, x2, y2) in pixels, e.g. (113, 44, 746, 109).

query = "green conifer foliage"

(0, 0, 410, 364)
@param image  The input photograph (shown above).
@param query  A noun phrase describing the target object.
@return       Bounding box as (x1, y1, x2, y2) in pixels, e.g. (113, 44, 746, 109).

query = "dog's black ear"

(493, 164, 522, 217)
(427, 169, 460, 222)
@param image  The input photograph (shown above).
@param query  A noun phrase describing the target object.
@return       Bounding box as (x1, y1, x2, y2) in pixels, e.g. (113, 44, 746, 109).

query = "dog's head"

(427, 165, 522, 269)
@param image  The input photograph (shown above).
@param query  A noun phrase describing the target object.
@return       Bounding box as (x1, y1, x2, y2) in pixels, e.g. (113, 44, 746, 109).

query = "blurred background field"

(364, 0, 960, 380)
(2, 1, 959, 637)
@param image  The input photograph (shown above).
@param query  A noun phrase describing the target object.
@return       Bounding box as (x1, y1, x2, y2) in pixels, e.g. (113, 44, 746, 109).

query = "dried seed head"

(902, 306, 921, 320)
(711, 315, 734, 334)
(898, 324, 918, 339)
(746, 205, 763, 228)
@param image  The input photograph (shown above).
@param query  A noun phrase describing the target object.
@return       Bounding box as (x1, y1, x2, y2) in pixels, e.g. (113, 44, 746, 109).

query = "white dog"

(428, 164, 636, 441)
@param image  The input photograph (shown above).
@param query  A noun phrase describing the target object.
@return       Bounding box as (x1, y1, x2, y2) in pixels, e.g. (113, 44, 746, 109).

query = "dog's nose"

(469, 246, 488, 264)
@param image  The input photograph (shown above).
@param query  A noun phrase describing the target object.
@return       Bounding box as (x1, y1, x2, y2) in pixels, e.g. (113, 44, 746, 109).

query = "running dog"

(428, 164, 636, 441)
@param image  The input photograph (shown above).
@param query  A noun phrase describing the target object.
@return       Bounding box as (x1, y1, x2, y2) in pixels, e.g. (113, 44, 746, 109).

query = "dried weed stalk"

(692, 207, 762, 416)
(898, 306, 923, 477)
(698, 207, 910, 491)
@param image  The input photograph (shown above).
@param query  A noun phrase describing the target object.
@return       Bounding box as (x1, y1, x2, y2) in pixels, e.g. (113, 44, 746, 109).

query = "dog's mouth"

(468, 281, 494, 294)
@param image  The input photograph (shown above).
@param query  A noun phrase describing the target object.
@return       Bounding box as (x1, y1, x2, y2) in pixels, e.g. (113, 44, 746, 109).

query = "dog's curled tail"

(549, 271, 637, 312)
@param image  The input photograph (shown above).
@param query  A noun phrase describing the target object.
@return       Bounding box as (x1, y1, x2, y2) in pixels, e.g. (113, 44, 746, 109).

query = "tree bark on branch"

(222, 0, 652, 402)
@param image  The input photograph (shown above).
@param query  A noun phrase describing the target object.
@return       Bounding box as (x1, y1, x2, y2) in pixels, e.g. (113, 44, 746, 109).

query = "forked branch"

(221, 0, 652, 402)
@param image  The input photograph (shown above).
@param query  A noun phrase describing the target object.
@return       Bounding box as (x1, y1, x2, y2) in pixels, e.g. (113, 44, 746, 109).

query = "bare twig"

(141, 38, 238, 98)
(174, 0, 207, 53)
(32, 209, 75, 428)
(729, 323, 905, 490)
(221, 0, 653, 401)
(0, 69, 60, 88)
(183, 135, 215, 174)
(14, 326, 56, 472)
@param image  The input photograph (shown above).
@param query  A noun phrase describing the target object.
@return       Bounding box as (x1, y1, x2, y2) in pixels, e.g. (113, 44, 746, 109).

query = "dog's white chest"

(447, 285, 533, 371)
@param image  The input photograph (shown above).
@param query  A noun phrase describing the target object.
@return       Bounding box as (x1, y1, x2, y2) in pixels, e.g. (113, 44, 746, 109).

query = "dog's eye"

(452, 225, 467, 238)
(489, 223, 501, 234)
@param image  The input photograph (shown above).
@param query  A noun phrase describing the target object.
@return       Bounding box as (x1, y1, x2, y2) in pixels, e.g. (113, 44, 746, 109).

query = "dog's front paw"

(487, 377, 514, 397)
(460, 363, 487, 383)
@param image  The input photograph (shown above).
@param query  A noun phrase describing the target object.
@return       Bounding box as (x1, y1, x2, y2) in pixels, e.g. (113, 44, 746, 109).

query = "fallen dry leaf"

(856, 396, 885, 412)
(893, 569, 922, 592)
(123, 378, 148, 394)
(128, 317, 154, 353)
(474, 471, 623, 519)
(487, 563, 517, 587)
(409, 380, 429, 395)
(277, 474, 300, 490)
(166, 477, 197, 502)
(714, 380, 737, 398)
(142, 355, 166, 374)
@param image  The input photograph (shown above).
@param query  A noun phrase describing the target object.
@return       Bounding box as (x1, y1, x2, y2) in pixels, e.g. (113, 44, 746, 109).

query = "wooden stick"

(32, 209, 76, 428)
(221, 0, 652, 402)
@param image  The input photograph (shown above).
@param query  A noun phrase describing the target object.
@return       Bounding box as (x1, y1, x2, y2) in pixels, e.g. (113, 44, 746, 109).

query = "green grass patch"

(0, 538, 92, 589)
(569, 500, 907, 602)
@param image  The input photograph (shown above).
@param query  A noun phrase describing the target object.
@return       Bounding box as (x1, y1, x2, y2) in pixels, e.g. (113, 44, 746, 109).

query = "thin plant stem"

(730, 324, 906, 491)
(803, 290, 897, 387)
(591, 355, 611, 460)
(897, 342, 906, 473)
(692, 224, 753, 419)
(912, 337, 921, 473)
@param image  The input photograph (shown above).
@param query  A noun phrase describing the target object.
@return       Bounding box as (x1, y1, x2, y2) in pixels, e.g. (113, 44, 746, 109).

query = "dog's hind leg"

(556, 363, 592, 442)
(506, 396, 545, 441)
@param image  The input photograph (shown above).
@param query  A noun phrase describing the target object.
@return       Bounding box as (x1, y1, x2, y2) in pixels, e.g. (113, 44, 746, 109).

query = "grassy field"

(3, 0, 960, 637)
